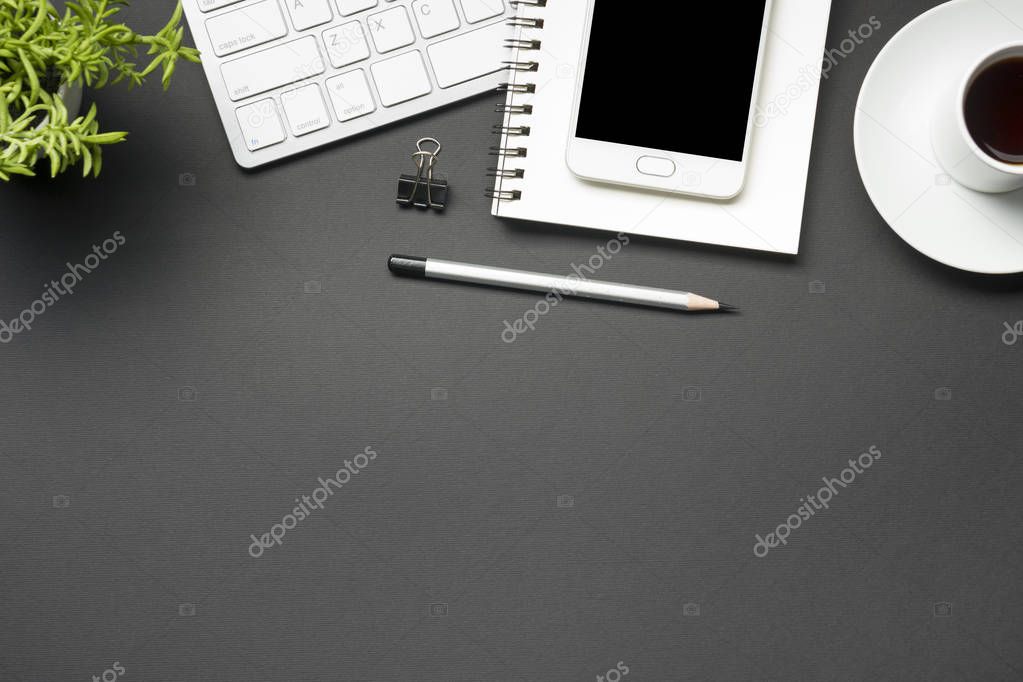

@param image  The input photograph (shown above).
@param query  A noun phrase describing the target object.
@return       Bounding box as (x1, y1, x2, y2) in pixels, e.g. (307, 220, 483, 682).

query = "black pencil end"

(388, 254, 427, 278)
(718, 303, 738, 312)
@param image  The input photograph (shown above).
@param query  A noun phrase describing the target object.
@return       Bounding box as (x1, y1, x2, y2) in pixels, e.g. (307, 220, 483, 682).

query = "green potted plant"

(0, 0, 199, 181)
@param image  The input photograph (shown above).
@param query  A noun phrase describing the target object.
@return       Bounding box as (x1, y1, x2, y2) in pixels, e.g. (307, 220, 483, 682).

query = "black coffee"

(964, 56, 1023, 165)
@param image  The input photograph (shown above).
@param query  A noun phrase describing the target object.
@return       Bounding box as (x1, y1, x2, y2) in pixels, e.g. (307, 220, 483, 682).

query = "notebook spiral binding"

(484, 0, 546, 202)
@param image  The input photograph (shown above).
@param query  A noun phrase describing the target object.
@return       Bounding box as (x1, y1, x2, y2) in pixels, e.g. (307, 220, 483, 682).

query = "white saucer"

(854, 0, 1023, 274)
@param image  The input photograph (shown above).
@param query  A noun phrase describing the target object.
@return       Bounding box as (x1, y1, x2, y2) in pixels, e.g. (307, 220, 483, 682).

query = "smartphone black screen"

(575, 2, 769, 162)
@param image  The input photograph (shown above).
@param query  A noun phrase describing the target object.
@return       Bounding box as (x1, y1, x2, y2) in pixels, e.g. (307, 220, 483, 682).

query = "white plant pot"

(59, 80, 83, 120)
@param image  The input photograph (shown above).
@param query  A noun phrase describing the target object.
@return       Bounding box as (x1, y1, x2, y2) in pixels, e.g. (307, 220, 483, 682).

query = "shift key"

(221, 37, 325, 101)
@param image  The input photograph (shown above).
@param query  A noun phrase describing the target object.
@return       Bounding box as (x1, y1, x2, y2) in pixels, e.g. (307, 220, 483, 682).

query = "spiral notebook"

(488, 1, 833, 255)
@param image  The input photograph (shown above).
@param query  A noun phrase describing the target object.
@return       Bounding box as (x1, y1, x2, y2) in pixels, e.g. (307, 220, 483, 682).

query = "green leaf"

(19, 0, 50, 42)
(81, 143, 92, 176)
(16, 47, 40, 99)
(47, 145, 59, 176)
(78, 130, 125, 144)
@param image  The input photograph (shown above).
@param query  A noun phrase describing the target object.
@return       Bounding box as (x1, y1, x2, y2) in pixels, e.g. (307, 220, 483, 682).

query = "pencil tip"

(718, 303, 738, 312)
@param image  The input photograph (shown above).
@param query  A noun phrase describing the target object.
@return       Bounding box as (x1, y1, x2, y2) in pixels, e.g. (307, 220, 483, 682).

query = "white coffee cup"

(931, 42, 1023, 194)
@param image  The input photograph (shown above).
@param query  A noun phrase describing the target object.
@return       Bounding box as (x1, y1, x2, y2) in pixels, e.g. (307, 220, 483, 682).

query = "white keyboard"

(183, 0, 513, 167)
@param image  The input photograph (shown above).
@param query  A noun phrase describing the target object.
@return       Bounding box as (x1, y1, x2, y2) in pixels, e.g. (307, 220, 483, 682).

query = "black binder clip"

(396, 137, 448, 210)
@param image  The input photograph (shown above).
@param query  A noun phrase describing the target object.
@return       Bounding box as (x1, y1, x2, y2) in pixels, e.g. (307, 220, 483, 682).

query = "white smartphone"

(567, 1, 774, 200)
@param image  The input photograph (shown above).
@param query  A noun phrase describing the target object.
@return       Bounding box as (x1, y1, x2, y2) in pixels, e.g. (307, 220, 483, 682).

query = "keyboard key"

(198, 0, 244, 12)
(284, 0, 332, 30)
(458, 0, 503, 23)
(367, 6, 415, 53)
(325, 70, 377, 121)
(236, 99, 287, 150)
(206, 0, 287, 57)
(427, 20, 506, 87)
(371, 50, 432, 106)
(412, 0, 459, 38)
(322, 21, 370, 68)
(221, 36, 325, 101)
(337, 0, 377, 16)
(281, 84, 331, 135)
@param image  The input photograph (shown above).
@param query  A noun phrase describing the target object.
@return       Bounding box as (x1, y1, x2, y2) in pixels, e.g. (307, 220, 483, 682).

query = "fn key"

(236, 99, 286, 150)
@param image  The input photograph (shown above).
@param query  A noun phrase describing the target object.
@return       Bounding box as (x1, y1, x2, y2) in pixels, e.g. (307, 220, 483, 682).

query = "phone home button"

(636, 155, 677, 177)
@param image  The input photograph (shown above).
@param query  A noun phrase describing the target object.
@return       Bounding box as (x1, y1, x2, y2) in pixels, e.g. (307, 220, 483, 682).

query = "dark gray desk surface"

(3, 1, 1023, 680)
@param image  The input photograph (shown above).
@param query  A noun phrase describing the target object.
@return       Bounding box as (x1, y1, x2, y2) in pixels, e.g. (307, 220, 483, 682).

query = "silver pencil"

(388, 255, 735, 313)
